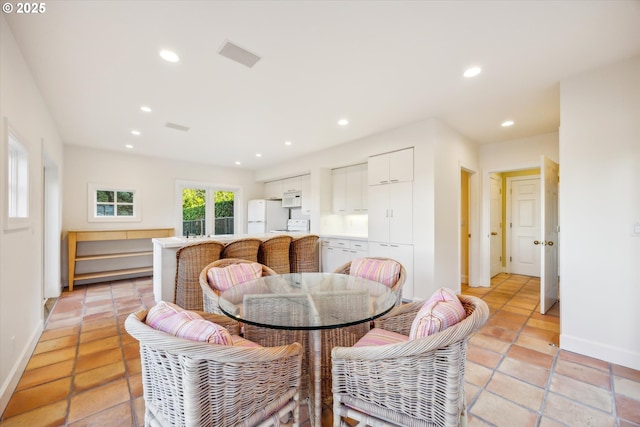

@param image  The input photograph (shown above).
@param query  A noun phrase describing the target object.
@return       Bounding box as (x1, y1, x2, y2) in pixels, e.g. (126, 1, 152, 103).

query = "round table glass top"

(218, 272, 397, 330)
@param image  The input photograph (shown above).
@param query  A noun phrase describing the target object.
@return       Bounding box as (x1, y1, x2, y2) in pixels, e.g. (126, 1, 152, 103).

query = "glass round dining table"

(218, 272, 397, 427)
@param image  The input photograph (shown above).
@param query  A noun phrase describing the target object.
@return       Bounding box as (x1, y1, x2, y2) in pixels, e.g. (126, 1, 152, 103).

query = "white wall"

(476, 132, 559, 285)
(256, 118, 478, 300)
(559, 56, 640, 370)
(0, 16, 65, 413)
(63, 145, 264, 233)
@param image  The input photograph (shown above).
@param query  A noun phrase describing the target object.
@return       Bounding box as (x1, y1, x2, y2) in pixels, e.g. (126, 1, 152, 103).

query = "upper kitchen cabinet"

(345, 163, 368, 213)
(332, 163, 368, 214)
(368, 148, 414, 185)
(264, 180, 284, 199)
(282, 176, 302, 193)
(300, 174, 311, 215)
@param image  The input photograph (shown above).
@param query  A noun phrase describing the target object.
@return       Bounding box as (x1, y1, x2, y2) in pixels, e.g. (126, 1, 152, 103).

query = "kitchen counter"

(152, 232, 313, 302)
(318, 234, 368, 241)
(153, 232, 308, 249)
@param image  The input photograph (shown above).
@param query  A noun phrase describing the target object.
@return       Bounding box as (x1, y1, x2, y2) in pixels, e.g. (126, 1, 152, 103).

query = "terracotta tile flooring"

(1, 273, 639, 426)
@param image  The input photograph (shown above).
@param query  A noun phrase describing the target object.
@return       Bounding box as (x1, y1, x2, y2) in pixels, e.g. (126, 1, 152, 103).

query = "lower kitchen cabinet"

(368, 242, 414, 301)
(321, 238, 368, 272)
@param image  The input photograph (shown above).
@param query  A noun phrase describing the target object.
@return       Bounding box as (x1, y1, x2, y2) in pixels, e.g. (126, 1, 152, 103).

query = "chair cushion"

(231, 335, 262, 348)
(349, 258, 401, 288)
(409, 288, 466, 339)
(353, 327, 410, 347)
(146, 301, 233, 345)
(207, 262, 263, 291)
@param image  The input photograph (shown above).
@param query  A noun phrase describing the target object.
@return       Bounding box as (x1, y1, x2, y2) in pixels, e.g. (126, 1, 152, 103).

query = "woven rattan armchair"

(331, 294, 489, 427)
(125, 309, 303, 427)
(199, 258, 277, 315)
(334, 257, 407, 306)
(174, 240, 224, 310)
(258, 235, 293, 274)
(221, 237, 262, 262)
(289, 234, 320, 273)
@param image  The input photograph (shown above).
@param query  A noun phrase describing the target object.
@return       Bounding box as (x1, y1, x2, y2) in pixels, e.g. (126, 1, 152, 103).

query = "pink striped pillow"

(145, 301, 232, 345)
(349, 258, 400, 288)
(207, 262, 263, 291)
(409, 288, 466, 339)
(353, 328, 409, 347)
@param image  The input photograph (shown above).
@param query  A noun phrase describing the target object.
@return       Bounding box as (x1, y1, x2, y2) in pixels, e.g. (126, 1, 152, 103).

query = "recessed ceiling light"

(140, 106, 152, 113)
(256, 153, 262, 158)
(125, 144, 134, 149)
(501, 120, 515, 127)
(463, 66, 482, 78)
(284, 141, 292, 146)
(338, 119, 349, 126)
(159, 49, 180, 63)
(235, 161, 241, 165)
(131, 130, 141, 136)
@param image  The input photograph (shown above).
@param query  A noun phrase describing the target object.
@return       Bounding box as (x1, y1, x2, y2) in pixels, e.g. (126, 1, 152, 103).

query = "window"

(88, 184, 140, 222)
(3, 119, 30, 230)
(176, 181, 239, 237)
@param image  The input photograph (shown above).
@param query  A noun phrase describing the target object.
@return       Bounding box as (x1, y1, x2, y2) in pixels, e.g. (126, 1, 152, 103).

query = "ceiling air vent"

(165, 122, 190, 132)
(218, 41, 261, 68)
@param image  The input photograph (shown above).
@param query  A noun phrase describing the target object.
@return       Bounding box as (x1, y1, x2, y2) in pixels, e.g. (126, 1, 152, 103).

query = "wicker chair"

(125, 309, 302, 427)
(221, 237, 262, 262)
(199, 258, 277, 315)
(258, 235, 293, 274)
(174, 240, 224, 310)
(334, 257, 407, 306)
(289, 234, 320, 273)
(331, 294, 489, 427)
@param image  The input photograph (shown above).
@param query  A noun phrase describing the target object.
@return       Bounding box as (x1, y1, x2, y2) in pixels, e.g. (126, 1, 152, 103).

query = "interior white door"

(509, 177, 541, 276)
(490, 174, 503, 277)
(540, 156, 559, 314)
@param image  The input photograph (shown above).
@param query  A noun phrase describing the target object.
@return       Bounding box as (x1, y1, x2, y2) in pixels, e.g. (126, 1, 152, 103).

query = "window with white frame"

(8, 132, 29, 218)
(88, 184, 140, 222)
(4, 120, 30, 230)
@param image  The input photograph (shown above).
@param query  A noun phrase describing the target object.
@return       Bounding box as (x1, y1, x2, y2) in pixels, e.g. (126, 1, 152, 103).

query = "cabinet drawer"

(349, 241, 368, 251)
(328, 239, 349, 248)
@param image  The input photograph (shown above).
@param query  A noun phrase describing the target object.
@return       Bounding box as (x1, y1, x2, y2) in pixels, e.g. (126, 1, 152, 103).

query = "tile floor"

(1, 273, 639, 426)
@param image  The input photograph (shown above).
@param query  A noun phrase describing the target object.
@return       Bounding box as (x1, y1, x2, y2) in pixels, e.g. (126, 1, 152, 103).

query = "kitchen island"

(152, 233, 312, 302)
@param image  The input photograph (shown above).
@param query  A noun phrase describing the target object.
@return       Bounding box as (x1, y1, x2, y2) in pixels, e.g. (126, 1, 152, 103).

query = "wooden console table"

(67, 228, 173, 291)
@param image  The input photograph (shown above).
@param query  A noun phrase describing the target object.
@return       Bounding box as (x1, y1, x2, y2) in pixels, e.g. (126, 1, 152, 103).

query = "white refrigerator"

(247, 199, 289, 234)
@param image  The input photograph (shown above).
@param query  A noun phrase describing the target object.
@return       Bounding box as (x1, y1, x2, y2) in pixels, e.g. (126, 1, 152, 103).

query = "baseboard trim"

(0, 320, 43, 415)
(561, 332, 640, 371)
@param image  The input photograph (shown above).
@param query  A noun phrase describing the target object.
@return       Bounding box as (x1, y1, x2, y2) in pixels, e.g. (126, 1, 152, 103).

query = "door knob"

(534, 240, 541, 245)
(547, 241, 554, 246)
(491, 232, 498, 236)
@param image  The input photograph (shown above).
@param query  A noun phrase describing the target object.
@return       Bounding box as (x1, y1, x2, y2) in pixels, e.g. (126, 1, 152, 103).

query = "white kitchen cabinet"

(332, 168, 347, 214)
(368, 242, 414, 301)
(321, 238, 367, 272)
(368, 181, 413, 244)
(368, 148, 414, 185)
(346, 163, 367, 213)
(300, 174, 311, 215)
(282, 176, 302, 193)
(333, 163, 367, 214)
(264, 180, 284, 199)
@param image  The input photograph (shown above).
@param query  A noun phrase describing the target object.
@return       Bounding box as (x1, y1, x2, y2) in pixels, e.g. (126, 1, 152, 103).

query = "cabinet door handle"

(390, 179, 399, 183)
(390, 209, 394, 218)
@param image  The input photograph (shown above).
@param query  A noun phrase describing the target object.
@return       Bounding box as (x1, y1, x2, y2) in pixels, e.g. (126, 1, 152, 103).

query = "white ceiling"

(5, 1, 640, 170)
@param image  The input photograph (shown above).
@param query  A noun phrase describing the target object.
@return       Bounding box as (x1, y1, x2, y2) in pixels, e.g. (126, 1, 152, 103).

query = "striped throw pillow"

(353, 328, 409, 347)
(409, 288, 466, 339)
(145, 301, 233, 345)
(207, 262, 263, 291)
(349, 258, 400, 288)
